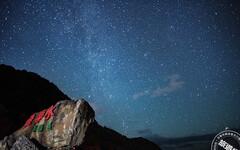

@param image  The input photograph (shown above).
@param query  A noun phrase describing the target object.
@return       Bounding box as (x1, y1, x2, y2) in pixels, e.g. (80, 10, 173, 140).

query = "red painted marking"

(25, 114, 35, 127)
(45, 105, 56, 120)
(34, 109, 46, 123)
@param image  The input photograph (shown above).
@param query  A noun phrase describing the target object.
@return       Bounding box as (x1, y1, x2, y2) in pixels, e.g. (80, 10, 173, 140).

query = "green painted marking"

(46, 122, 52, 131)
(37, 124, 44, 132)
(32, 125, 38, 132)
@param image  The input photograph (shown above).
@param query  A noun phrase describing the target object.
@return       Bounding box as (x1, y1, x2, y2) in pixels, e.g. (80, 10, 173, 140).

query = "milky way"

(0, 0, 240, 138)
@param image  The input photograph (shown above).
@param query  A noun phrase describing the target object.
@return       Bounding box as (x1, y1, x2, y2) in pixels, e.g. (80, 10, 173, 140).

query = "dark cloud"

(136, 129, 152, 135)
(136, 129, 168, 146)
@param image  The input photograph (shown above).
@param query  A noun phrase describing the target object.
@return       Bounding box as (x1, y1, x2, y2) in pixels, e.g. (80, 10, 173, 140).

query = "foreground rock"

(10, 136, 38, 150)
(0, 99, 95, 149)
(0, 64, 69, 139)
(0, 99, 161, 150)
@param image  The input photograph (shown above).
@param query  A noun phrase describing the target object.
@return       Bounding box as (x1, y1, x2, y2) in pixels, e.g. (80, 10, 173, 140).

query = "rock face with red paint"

(0, 64, 70, 140)
(0, 99, 161, 150)
(0, 99, 95, 149)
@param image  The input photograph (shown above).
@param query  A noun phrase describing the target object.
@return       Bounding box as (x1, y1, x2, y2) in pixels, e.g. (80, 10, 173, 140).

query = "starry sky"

(0, 0, 240, 139)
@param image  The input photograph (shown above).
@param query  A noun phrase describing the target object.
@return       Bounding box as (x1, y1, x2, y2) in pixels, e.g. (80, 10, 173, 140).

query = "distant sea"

(160, 140, 212, 150)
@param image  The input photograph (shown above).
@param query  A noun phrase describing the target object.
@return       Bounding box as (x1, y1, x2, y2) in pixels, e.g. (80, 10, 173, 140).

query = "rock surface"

(0, 64, 69, 139)
(0, 99, 161, 150)
(0, 99, 95, 149)
(10, 136, 38, 150)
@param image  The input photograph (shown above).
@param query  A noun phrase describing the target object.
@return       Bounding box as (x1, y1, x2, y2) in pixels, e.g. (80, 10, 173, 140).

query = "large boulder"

(0, 64, 69, 139)
(0, 99, 161, 150)
(0, 99, 95, 149)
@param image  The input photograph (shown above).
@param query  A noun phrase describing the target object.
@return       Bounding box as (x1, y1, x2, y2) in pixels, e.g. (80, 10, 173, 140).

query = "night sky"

(0, 0, 240, 139)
